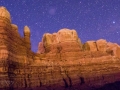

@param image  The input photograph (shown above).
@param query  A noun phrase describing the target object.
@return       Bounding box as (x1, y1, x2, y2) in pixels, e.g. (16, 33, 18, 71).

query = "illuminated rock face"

(83, 41, 97, 51)
(96, 39, 107, 52)
(0, 6, 120, 90)
(0, 6, 11, 22)
(41, 29, 82, 53)
(107, 42, 120, 58)
(0, 6, 33, 89)
(42, 29, 79, 45)
(37, 42, 45, 53)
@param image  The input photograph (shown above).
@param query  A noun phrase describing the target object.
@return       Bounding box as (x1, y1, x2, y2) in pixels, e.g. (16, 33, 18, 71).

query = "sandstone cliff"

(0, 6, 120, 90)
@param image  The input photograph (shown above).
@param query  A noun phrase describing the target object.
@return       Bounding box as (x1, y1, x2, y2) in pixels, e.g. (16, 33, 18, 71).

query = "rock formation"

(82, 41, 97, 51)
(0, 6, 120, 90)
(96, 39, 107, 52)
(107, 42, 120, 58)
(40, 28, 82, 53)
(37, 42, 45, 54)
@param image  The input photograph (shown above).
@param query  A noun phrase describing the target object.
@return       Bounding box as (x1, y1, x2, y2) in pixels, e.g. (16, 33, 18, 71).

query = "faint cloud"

(48, 7, 56, 15)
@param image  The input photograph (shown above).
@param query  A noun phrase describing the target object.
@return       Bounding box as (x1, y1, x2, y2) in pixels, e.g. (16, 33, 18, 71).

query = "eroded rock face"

(96, 39, 107, 51)
(0, 6, 33, 89)
(116, 47, 120, 58)
(37, 42, 45, 54)
(38, 31, 120, 59)
(58, 29, 79, 42)
(42, 29, 80, 45)
(83, 41, 97, 51)
(0, 49, 9, 60)
(107, 42, 120, 58)
(43, 33, 53, 47)
(11, 24, 18, 31)
(0, 6, 11, 22)
(40, 28, 82, 53)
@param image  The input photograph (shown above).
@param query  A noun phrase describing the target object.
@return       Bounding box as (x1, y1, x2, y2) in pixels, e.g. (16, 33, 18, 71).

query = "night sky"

(0, 0, 120, 52)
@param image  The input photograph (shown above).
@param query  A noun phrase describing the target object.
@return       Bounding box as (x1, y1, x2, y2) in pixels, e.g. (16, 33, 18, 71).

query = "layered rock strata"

(0, 6, 33, 89)
(0, 6, 120, 90)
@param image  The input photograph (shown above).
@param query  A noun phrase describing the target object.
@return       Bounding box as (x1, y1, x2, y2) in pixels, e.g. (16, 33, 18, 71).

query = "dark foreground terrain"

(3, 81, 119, 90)
(96, 81, 120, 90)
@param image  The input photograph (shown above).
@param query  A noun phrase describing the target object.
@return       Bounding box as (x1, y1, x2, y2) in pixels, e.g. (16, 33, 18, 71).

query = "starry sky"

(0, 0, 120, 52)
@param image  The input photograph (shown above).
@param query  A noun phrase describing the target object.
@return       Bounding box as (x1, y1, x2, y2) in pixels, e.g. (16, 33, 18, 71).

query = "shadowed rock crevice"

(80, 77, 85, 85)
(67, 75, 72, 87)
(40, 81, 42, 87)
(63, 78, 68, 88)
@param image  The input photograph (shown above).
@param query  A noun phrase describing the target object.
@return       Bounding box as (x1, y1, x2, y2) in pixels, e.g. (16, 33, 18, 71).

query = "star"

(113, 21, 116, 24)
